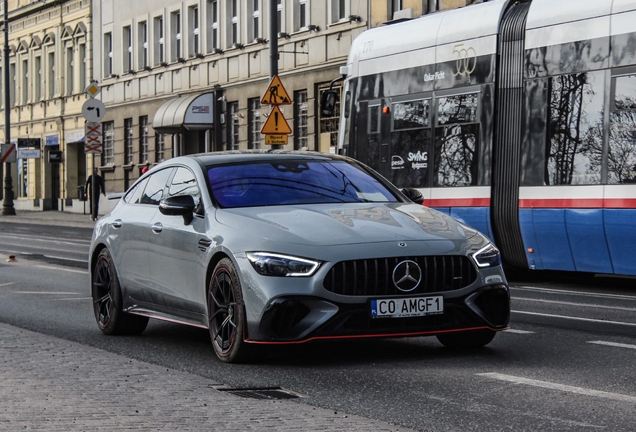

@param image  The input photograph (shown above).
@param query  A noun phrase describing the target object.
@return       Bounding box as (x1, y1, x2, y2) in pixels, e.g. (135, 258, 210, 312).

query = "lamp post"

(1, 0, 15, 215)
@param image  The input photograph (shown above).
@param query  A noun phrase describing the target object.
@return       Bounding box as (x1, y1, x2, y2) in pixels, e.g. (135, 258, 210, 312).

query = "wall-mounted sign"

(18, 149, 41, 159)
(17, 138, 41, 148)
(49, 150, 63, 163)
(45, 135, 60, 146)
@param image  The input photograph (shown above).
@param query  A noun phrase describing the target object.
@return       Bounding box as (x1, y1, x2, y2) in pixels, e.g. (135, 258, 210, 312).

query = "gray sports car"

(89, 151, 509, 363)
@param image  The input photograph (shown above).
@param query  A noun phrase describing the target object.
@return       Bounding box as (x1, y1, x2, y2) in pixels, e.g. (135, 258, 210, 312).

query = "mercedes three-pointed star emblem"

(392, 260, 422, 292)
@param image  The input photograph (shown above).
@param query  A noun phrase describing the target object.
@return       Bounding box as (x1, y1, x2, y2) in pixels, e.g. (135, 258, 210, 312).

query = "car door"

(147, 166, 207, 318)
(118, 167, 174, 305)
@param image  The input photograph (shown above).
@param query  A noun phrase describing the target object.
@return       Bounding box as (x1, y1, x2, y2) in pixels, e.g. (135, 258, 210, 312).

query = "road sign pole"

(91, 153, 97, 221)
(269, 0, 281, 150)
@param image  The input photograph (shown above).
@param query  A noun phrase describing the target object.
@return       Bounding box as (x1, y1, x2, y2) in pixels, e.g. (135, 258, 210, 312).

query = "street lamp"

(1, 0, 15, 215)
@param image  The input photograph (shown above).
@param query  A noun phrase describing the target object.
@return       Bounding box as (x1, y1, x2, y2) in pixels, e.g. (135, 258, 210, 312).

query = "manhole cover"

(214, 386, 303, 400)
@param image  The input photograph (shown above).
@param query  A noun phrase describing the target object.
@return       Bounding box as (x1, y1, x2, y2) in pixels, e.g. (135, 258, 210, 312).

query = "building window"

(104, 32, 113, 76)
(139, 116, 149, 163)
(296, 0, 308, 30)
(277, 0, 283, 32)
(391, 0, 403, 13)
(123, 25, 132, 72)
(48, 52, 55, 98)
(34, 56, 41, 101)
(65, 46, 73, 94)
(207, 0, 219, 52)
(22, 59, 28, 103)
(248, 98, 261, 149)
(189, 5, 199, 56)
(331, 0, 348, 22)
(9, 62, 15, 106)
(18, 158, 28, 198)
(156, 133, 165, 162)
(102, 121, 115, 166)
(318, 83, 341, 148)
(171, 11, 182, 61)
(250, 0, 260, 42)
(78, 43, 86, 89)
(230, 0, 239, 47)
(138, 21, 148, 69)
(124, 118, 134, 165)
(228, 101, 240, 150)
(154, 16, 165, 65)
(294, 90, 308, 150)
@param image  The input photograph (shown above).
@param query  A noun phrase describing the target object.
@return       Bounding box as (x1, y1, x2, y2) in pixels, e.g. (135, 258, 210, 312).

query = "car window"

(140, 168, 173, 205)
(207, 159, 399, 208)
(168, 167, 201, 208)
(123, 178, 148, 204)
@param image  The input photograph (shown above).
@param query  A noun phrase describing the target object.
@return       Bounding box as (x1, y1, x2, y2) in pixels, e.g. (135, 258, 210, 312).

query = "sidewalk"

(0, 209, 96, 229)
(0, 323, 411, 431)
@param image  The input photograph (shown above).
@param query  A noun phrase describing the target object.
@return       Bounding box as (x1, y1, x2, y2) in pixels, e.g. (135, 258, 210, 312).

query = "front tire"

(92, 248, 148, 335)
(436, 329, 496, 349)
(207, 258, 256, 363)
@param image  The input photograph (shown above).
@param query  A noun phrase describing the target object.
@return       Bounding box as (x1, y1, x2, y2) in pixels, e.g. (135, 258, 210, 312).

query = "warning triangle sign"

(261, 106, 292, 134)
(261, 75, 292, 105)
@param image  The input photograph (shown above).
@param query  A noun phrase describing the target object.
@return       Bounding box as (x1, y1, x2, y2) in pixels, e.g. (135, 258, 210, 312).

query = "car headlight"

(471, 243, 502, 268)
(247, 252, 321, 277)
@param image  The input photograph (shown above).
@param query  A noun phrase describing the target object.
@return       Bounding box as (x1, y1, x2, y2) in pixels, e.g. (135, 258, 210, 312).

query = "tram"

(331, 0, 636, 276)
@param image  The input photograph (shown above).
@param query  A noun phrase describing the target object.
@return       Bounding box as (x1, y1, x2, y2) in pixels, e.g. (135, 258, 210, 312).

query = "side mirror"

(320, 90, 338, 117)
(401, 188, 424, 205)
(159, 195, 196, 225)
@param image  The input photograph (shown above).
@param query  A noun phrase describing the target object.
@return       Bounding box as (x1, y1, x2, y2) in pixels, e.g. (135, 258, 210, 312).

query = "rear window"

(207, 160, 398, 208)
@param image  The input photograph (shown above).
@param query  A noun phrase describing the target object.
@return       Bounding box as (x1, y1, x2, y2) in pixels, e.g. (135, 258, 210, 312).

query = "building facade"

(0, 0, 92, 212)
(1, 0, 488, 211)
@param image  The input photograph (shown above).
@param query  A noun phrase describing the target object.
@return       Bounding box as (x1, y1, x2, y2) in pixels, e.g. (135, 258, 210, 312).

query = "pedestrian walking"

(85, 168, 106, 221)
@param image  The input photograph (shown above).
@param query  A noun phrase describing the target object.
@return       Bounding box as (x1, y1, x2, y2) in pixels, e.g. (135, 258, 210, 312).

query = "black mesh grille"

(323, 255, 477, 296)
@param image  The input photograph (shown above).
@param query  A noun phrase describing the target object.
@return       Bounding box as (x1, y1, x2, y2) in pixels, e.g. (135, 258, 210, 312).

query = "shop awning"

(152, 92, 214, 134)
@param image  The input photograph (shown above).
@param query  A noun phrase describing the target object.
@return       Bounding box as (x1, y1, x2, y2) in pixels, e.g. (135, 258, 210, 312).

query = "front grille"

(323, 255, 477, 296)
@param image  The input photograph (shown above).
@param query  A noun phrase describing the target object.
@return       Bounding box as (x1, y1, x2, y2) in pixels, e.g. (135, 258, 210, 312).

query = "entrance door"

(51, 160, 60, 210)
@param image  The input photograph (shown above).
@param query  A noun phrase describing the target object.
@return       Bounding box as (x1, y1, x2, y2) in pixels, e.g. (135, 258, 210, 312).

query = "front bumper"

(247, 284, 510, 343)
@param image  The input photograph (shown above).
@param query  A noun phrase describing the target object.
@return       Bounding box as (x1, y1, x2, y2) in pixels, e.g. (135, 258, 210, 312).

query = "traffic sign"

(265, 135, 289, 145)
(85, 122, 103, 154)
(261, 106, 292, 135)
(85, 82, 101, 98)
(261, 75, 291, 105)
(82, 99, 106, 122)
(0, 143, 17, 163)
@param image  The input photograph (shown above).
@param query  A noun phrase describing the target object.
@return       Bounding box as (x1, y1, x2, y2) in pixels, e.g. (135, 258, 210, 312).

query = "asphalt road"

(1, 222, 635, 431)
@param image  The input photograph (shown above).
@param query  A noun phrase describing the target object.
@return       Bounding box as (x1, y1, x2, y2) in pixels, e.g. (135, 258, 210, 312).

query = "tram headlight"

(471, 243, 502, 268)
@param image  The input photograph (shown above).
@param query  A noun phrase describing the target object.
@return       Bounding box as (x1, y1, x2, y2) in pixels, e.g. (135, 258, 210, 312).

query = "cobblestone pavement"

(0, 323, 413, 431)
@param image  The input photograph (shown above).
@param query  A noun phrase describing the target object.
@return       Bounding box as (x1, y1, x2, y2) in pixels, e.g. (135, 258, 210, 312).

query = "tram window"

(437, 94, 478, 125)
(434, 123, 479, 187)
(369, 105, 380, 133)
(392, 99, 430, 130)
(546, 72, 603, 185)
(608, 74, 636, 184)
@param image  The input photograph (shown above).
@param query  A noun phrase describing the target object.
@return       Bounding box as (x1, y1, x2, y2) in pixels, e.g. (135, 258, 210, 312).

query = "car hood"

(214, 203, 478, 247)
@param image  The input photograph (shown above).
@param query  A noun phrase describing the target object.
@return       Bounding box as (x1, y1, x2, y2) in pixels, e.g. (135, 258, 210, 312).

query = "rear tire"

(92, 248, 149, 335)
(436, 329, 496, 349)
(207, 258, 258, 363)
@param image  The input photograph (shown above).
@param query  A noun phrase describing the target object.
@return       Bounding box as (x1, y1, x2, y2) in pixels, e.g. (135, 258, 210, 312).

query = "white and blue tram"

(335, 0, 636, 276)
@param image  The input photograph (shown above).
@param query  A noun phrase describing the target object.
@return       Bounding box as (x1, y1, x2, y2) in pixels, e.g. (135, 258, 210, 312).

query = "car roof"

(170, 150, 349, 167)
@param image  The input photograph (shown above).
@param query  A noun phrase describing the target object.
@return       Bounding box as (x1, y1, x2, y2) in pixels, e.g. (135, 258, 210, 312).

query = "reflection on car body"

(89, 151, 509, 363)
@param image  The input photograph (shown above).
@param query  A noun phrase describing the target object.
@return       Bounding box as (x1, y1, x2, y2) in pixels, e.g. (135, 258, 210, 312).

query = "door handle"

(112, 219, 123, 229)
(151, 222, 163, 233)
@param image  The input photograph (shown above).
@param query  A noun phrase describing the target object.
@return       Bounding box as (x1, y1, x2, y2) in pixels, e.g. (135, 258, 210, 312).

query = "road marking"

(505, 329, 535, 334)
(512, 286, 636, 301)
(34, 265, 87, 274)
(513, 297, 636, 312)
(0, 233, 91, 246)
(512, 310, 636, 328)
(588, 341, 636, 350)
(0, 282, 16, 287)
(478, 373, 636, 404)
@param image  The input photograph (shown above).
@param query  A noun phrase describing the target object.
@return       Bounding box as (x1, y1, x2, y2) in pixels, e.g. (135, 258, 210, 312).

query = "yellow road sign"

(265, 134, 289, 145)
(261, 75, 292, 105)
(261, 106, 292, 134)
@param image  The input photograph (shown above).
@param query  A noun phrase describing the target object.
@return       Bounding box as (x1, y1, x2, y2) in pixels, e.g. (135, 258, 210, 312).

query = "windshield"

(207, 159, 399, 208)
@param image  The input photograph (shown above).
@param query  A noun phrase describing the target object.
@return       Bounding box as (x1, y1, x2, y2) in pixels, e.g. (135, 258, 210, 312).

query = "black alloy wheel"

(208, 258, 256, 363)
(92, 248, 148, 335)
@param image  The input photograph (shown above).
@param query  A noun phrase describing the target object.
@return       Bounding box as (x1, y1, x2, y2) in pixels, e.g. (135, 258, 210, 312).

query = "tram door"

(357, 99, 389, 178)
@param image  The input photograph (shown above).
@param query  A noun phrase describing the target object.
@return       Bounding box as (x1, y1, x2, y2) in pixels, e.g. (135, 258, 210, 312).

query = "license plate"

(370, 296, 443, 318)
